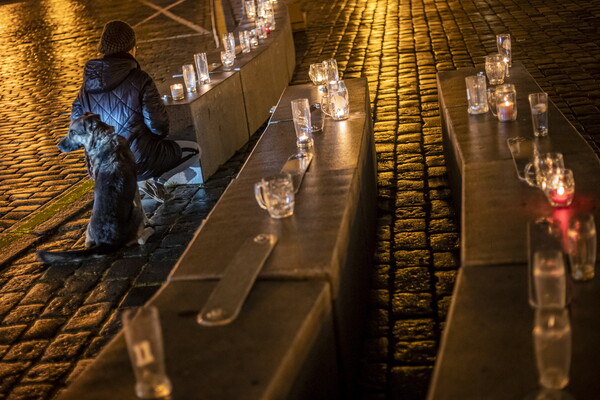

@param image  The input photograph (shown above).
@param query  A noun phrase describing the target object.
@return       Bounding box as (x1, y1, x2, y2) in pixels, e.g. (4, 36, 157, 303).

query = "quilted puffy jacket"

(71, 53, 181, 181)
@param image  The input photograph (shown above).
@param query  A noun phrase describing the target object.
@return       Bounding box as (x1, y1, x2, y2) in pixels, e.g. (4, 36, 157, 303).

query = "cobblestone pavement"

(0, 0, 244, 233)
(2, 0, 600, 399)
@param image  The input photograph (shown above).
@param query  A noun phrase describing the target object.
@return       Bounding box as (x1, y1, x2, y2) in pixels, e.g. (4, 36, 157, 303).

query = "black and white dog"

(38, 113, 153, 263)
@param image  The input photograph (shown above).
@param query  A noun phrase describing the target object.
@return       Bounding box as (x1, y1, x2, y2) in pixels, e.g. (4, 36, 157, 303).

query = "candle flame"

(557, 186, 565, 196)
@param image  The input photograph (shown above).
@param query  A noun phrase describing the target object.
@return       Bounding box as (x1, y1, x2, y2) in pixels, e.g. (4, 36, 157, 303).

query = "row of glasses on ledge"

(169, 52, 212, 101)
(168, 0, 275, 101)
(528, 212, 597, 395)
(244, 0, 277, 33)
(253, 58, 351, 220)
(308, 58, 350, 120)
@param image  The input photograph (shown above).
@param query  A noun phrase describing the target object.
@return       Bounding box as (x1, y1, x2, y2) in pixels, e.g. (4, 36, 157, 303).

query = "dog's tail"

(37, 243, 120, 264)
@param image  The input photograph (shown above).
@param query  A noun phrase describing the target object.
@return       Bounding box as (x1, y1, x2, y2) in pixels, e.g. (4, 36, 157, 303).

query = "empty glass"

(249, 29, 259, 48)
(567, 213, 597, 281)
(182, 64, 197, 93)
(485, 53, 506, 85)
(323, 58, 339, 82)
(308, 63, 327, 86)
(533, 250, 567, 309)
(465, 74, 488, 115)
(496, 33, 512, 76)
(254, 173, 295, 218)
(544, 168, 575, 207)
(220, 51, 235, 70)
(123, 306, 172, 399)
(194, 53, 211, 85)
(291, 98, 314, 152)
(529, 92, 549, 137)
(326, 80, 349, 120)
(222, 32, 236, 58)
(533, 308, 571, 390)
(528, 218, 565, 308)
(239, 30, 251, 53)
(245, 0, 256, 20)
(524, 152, 564, 188)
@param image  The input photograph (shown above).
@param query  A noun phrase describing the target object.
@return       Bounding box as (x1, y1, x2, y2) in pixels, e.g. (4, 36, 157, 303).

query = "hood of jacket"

(83, 57, 139, 94)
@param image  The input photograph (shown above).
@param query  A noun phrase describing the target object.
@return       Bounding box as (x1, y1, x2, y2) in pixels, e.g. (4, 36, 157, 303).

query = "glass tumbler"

(291, 98, 314, 152)
(529, 92, 549, 137)
(194, 52, 211, 84)
(465, 74, 488, 115)
(123, 307, 172, 399)
(496, 33, 512, 76)
(567, 213, 597, 281)
(182, 64, 197, 93)
(326, 80, 349, 120)
(485, 53, 506, 85)
(309, 63, 327, 86)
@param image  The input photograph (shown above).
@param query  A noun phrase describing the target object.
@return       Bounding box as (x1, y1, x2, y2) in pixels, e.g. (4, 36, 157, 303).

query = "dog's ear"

(83, 113, 102, 133)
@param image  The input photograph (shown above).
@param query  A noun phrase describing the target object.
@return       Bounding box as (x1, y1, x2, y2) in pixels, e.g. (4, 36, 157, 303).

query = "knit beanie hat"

(99, 20, 136, 55)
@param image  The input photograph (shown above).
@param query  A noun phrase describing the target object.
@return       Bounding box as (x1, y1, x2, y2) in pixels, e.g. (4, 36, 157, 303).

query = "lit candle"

(170, 84, 184, 101)
(544, 168, 575, 207)
(550, 185, 574, 207)
(497, 100, 514, 121)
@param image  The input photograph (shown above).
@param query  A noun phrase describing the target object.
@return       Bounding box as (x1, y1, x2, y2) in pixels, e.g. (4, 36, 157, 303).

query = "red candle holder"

(544, 168, 575, 207)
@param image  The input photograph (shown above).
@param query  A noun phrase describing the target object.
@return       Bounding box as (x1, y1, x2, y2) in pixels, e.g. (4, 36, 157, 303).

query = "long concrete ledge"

(428, 63, 600, 399)
(57, 78, 376, 399)
(157, 3, 296, 181)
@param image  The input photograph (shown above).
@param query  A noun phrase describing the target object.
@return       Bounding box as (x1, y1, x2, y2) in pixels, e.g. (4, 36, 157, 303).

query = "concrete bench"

(57, 78, 376, 399)
(428, 62, 600, 399)
(157, 3, 296, 182)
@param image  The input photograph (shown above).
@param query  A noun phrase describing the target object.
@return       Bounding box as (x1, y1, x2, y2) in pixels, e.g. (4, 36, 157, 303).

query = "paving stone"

(393, 231, 427, 250)
(393, 268, 431, 293)
(18, 283, 58, 306)
(434, 271, 457, 297)
(41, 332, 90, 362)
(84, 280, 130, 305)
(0, 362, 30, 393)
(430, 232, 460, 252)
(2, 305, 44, 326)
(393, 250, 430, 268)
(392, 292, 433, 317)
(5, 384, 54, 400)
(0, 275, 40, 294)
(393, 340, 437, 364)
(393, 319, 436, 341)
(432, 252, 459, 270)
(22, 319, 65, 340)
(22, 362, 71, 384)
(41, 295, 84, 318)
(3, 340, 48, 362)
(0, 326, 27, 345)
(63, 303, 111, 332)
(0, 293, 25, 318)
(103, 258, 146, 280)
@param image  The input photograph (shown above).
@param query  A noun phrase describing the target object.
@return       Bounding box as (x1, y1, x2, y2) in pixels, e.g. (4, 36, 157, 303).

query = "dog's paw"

(137, 227, 154, 245)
